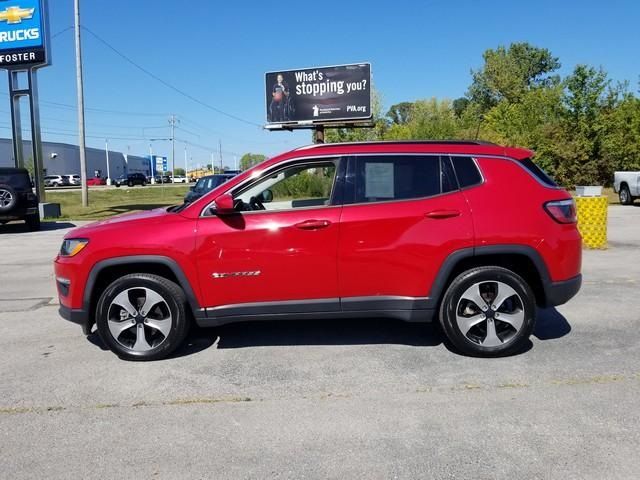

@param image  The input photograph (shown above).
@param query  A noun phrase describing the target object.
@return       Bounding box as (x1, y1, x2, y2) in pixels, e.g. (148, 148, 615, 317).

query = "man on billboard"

(269, 74, 290, 122)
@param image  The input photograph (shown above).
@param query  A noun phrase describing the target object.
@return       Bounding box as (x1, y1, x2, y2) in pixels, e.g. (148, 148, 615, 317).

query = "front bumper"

(545, 274, 582, 307)
(58, 305, 92, 335)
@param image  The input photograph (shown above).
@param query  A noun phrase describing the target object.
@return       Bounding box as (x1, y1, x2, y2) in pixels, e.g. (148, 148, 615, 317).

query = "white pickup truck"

(614, 172, 640, 205)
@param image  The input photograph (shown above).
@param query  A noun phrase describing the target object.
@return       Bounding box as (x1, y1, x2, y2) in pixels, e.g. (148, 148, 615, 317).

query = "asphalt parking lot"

(1, 206, 639, 479)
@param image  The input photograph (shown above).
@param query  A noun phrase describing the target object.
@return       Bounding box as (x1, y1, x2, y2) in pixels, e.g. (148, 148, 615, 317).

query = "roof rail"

(296, 140, 498, 150)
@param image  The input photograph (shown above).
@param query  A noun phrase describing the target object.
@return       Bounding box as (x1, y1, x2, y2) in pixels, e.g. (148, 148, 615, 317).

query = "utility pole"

(218, 140, 223, 173)
(105, 139, 111, 185)
(184, 143, 188, 179)
(169, 115, 177, 177)
(74, 0, 88, 206)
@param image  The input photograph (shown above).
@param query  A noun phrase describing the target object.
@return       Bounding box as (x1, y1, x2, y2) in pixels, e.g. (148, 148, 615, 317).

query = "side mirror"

(189, 186, 195, 191)
(214, 193, 236, 215)
(260, 189, 274, 203)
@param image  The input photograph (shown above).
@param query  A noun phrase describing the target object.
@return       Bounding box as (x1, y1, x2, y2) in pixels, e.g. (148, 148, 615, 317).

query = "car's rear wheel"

(25, 213, 40, 231)
(439, 266, 536, 357)
(619, 185, 633, 205)
(0, 184, 17, 213)
(96, 274, 190, 361)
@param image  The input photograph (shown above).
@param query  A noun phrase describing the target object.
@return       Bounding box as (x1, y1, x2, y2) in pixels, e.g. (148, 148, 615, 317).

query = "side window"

(234, 159, 338, 212)
(451, 156, 482, 188)
(352, 155, 440, 204)
(521, 158, 558, 187)
(441, 156, 458, 193)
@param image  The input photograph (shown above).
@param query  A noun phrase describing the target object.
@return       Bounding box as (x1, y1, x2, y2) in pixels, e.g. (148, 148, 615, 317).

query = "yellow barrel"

(574, 196, 608, 249)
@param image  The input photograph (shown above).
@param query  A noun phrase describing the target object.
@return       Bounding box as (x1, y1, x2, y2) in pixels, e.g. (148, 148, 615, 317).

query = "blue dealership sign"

(151, 155, 168, 175)
(0, 0, 50, 68)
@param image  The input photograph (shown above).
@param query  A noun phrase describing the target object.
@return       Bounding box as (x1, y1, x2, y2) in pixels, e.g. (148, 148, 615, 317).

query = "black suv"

(0, 168, 40, 231)
(114, 173, 147, 188)
(184, 174, 236, 203)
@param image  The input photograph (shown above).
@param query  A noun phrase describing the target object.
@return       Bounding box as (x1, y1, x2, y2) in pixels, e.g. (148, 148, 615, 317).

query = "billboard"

(265, 63, 371, 126)
(0, 0, 49, 68)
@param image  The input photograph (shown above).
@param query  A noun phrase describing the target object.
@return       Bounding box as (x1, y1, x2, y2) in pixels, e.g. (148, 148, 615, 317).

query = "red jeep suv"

(55, 141, 582, 361)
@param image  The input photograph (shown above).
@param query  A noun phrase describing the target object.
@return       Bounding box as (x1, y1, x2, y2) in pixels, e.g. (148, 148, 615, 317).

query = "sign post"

(0, 0, 51, 202)
(264, 63, 373, 143)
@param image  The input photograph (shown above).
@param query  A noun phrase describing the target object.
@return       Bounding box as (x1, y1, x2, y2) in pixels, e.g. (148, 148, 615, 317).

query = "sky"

(1, 0, 639, 170)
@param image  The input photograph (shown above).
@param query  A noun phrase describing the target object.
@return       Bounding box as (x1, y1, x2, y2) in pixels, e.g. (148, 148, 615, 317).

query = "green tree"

(239, 153, 267, 171)
(174, 168, 186, 176)
(386, 98, 463, 140)
(468, 42, 561, 112)
(554, 65, 609, 186)
(601, 88, 640, 174)
(386, 102, 414, 125)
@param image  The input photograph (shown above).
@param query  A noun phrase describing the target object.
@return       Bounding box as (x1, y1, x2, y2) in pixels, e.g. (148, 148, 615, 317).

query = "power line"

(176, 137, 243, 159)
(81, 26, 263, 128)
(52, 26, 74, 39)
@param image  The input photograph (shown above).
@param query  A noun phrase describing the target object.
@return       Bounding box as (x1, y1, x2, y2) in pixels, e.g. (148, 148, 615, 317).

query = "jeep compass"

(55, 141, 582, 361)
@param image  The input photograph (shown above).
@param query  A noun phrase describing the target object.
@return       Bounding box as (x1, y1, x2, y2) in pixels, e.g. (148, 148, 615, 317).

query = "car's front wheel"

(439, 266, 536, 357)
(96, 274, 190, 361)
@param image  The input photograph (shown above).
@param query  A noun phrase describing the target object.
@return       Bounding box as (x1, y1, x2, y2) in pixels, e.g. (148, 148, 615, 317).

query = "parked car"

(65, 174, 81, 186)
(44, 175, 70, 188)
(87, 177, 107, 187)
(114, 173, 147, 188)
(613, 171, 640, 205)
(154, 175, 172, 184)
(0, 168, 40, 231)
(172, 176, 188, 184)
(184, 174, 236, 204)
(55, 141, 582, 361)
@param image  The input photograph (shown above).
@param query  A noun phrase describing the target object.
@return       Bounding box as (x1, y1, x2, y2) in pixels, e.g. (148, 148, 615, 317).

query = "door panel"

(338, 155, 474, 300)
(195, 207, 342, 308)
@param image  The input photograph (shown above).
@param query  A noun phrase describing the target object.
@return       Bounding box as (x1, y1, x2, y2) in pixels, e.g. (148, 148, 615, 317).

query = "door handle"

(294, 220, 332, 230)
(425, 210, 461, 219)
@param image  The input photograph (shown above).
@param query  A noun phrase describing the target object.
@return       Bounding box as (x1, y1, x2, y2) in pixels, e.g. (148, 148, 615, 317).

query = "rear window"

(521, 158, 558, 187)
(451, 156, 482, 188)
(0, 173, 31, 189)
(352, 155, 441, 204)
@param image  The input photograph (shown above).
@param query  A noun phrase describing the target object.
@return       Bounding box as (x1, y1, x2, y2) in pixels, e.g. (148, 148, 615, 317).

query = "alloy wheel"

(107, 287, 173, 352)
(0, 189, 13, 208)
(455, 281, 525, 347)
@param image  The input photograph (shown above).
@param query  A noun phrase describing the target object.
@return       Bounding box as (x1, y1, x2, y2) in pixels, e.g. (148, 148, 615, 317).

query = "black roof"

(0, 167, 29, 175)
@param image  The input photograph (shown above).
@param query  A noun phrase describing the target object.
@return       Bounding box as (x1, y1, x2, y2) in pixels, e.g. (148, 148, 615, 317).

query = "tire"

(439, 266, 536, 357)
(619, 185, 633, 205)
(95, 274, 191, 361)
(142, 181, 147, 187)
(25, 213, 41, 231)
(115, 183, 121, 188)
(128, 181, 134, 187)
(0, 184, 17, 213)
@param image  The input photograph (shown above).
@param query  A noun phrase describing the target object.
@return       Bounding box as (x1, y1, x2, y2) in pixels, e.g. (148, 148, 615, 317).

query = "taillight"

(544, 199, 577, 224)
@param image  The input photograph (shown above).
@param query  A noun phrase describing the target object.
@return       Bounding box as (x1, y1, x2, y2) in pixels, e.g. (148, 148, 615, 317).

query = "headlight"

(60, 239, 89, 257)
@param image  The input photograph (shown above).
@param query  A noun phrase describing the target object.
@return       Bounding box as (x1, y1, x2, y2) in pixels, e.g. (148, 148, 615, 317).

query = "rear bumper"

(58, 305, 92, 335)
(545, 274, 582, 307)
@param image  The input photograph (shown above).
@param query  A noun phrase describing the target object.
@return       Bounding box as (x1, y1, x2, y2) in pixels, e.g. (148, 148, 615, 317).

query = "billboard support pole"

(314, 125, 325, 144)
(8, 70, 25, 170)
(7, 69, 46, 202)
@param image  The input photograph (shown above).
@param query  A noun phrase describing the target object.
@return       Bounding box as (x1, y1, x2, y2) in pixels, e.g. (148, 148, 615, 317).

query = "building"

(0, 138, 152, 178)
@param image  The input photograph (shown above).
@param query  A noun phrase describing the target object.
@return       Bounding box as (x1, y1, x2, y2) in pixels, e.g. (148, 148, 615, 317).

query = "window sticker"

(365, 163, 394, 198)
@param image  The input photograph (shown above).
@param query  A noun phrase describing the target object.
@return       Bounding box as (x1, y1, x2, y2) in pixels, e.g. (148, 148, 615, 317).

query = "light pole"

(74, 0, 88, 207)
